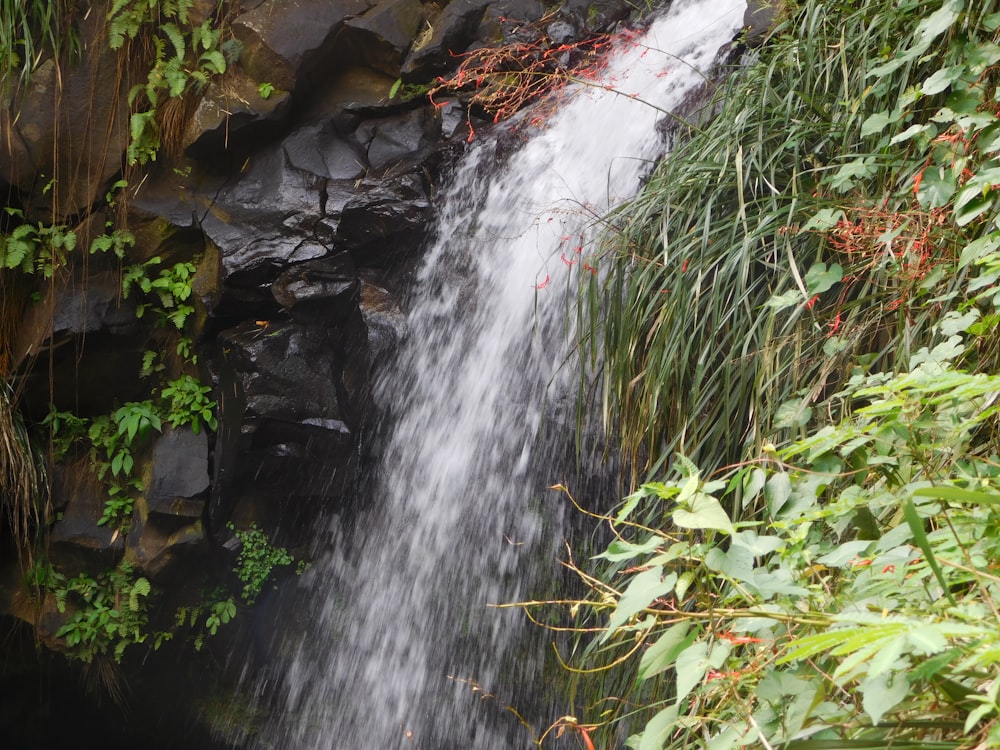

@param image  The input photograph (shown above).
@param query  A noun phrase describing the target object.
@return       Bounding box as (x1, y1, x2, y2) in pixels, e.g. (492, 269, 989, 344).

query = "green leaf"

(673, 492, 734, 535)
(860, 671, 908, 725)
(595, 536, 663, 562)
(922, 65, 965, 95)
(765, 473, 791, 517)
(674, 640, 729, 705)
(638, 622, 695, 681)
(802, 208, 844, 232)
(902, 498, 956, 606)
(826, 158, 877, 193)
(913, 485, 1000, 506)
(162, 22, 185, 59)
(860, 110, 897, 137)
(804, 262, 842, 296)
(637, 704, 679, 750)
(959, 233, 1000, 267)
(890, 123, 934, 144)
(603, 567, 676, 639)
(916, 165, 957, 209)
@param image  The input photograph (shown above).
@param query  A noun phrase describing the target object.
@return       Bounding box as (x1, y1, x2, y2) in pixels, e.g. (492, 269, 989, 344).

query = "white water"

(258, 2, 744, 747)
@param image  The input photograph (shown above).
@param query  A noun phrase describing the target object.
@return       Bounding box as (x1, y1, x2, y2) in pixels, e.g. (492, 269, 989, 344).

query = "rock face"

(0, 0, 644, 743)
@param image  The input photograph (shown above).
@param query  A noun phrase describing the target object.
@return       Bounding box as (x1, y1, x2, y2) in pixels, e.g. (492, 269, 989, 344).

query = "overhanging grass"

(584, 0, 998, 483)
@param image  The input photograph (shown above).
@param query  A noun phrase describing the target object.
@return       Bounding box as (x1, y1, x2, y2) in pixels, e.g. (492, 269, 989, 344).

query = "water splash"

(259, 2, 744, 747)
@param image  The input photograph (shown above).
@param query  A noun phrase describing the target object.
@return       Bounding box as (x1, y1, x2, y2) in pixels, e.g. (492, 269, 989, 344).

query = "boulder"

(146, 427, 211, 511)
(361, 107, 441, 172)
(341, 0, 427, 77)
(232, 0, 374, 91)
(48, 461, 125, 576)
(0, 12, 130, 221)
(402, 0, 493, 78)
(271, 254, 360, 324)
(184, 70, 293, 156)
(335, 172, 432, 265)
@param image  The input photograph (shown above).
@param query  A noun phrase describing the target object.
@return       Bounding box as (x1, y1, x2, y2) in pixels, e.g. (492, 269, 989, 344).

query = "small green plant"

(53, 561, 153, 662)
(108, 0, 231, 164)
(122, 256, 197, 331)
(160, 374, 217, 434)
(0, 211, 77, 277)
(229, 523, 294, 605)
(41, 407, 88, 460)
(257, 81, 274, 99)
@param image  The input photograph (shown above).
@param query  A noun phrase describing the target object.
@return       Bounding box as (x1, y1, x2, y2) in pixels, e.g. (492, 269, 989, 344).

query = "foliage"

(52, 561, 154, 663)
(427, 15, 621, 138)
(108, 0, 232, 164)
(41, 560, 239, 662)
(534, 0, 1000, 749)
(161, 374, 217, 434)
(122, 256, 198, 331)
(229, 523, 294, 605)
(543, 345, 1000, 748)
(579, 0, 1000, 476)
(0, 0, 79, 87)
(0, 380, 45, 569)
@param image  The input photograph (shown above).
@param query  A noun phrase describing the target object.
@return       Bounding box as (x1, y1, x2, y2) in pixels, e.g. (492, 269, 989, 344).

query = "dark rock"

(546, 19, 579, 45)
(146, 427, 210, 513)
(0, 11, 129, 221)
(437, 98, 466, 139)
(210, 314, 369, 528)
(341, 0, 427, 76)
(401, 0, 493, 78)
(283, 124, 367, 180)
(51, 272, 140, 335)
(360, 280, 406, 366)
(184, 70, 293, 156)
(364, 107, 441, 172)
(200, 146, 332, 291)
(126, 506, 206, 582)
(232, 0, 373, 91)
(743, 0, 783, 47)
(478, 0, 546, 43)
(271, 254, 360, 323)
(219, 320, 347, 425)
(301, 66, 398, 132)
(335, 172, 432, 265)
(48, 461, 125, 575)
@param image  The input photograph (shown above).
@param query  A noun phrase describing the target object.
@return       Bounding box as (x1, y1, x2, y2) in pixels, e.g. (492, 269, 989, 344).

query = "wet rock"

(341, 0, 427, 76)
(301, 67, 398, 132)
(146, 427, 210, 510)
(360, 280, 406, 367)
(0, 15, 130, 221)
(127, 510, 205, 582)
(283, 124, 368, 180)
(211, 315, 368, 527)
(335, 172, 432, 265)
(200, 146, 332, 293)
(401, 0, 493, 78)
(184, 70, 293, 156)
(362, 107, 441, 172)
(271, 254, 360, 323)
(743, 0, 784, 47)
(232, 0, 373, 91)
(48, 462, 125, 576)
(219, 320, 347, 426)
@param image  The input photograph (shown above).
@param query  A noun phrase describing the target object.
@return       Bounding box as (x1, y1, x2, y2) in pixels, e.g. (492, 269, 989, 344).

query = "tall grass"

(0, 0, 79, 89)
(0, 379, 45, 572)
(584, 0, 996, 482)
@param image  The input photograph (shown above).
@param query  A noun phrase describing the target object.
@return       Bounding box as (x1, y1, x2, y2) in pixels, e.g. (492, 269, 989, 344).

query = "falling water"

(257, 1, 744, 747)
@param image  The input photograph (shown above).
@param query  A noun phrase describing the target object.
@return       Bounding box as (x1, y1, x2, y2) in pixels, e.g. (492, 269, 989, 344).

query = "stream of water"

(256, 2, 744, 747)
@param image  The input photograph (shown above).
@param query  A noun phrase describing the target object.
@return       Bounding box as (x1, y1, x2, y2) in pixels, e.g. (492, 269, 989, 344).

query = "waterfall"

(256, 1, 744, 747)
